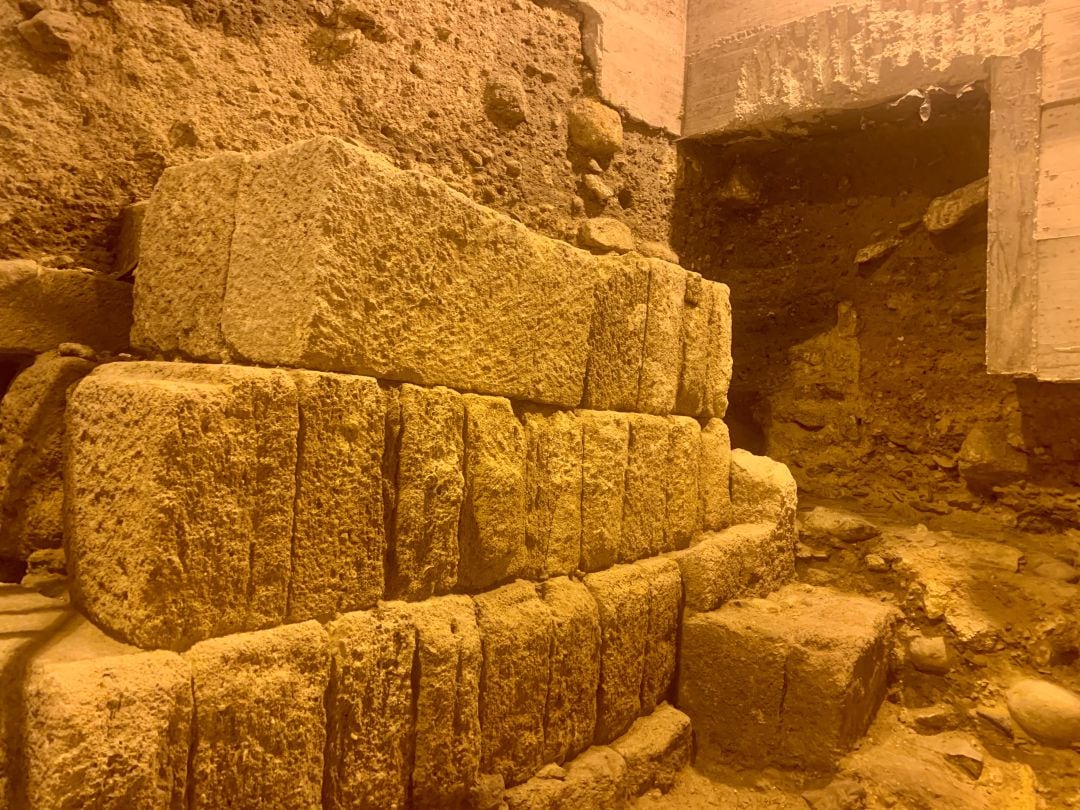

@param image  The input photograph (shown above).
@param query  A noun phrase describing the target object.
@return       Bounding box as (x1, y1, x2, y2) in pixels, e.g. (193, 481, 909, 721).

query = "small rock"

(1007, 679, 1080, 747)
(567, 99, 622, 158)
(975, 705, 1013, 739)
(17, 10, 81, 57)
(958, 423, 1026, 491)
(582, 174, 614, 201)
(800, 507, 881, 544)
(865, 553, 889, 573)
(636, 240, 680, 264)
(586, 159, 603, 174)
(570, 196, 585, 216)
(504, 160, 522, 179)
(535, 763, 566, 780)
(1031, 560, 1079, 583)
(909, 636, 950, 674)
(924, 176, 989, 233)
(336, 0, 376, 29)
(578, 217, 634, 254)
(58, 342, 96, 361)
(801, 778, 866, 810)
(484, 73, 528, 129)
(942, 739, 984, 779)
(906, 705, 953, 734)
(855, 236, 902, 265)
(716, 164, 761, 206)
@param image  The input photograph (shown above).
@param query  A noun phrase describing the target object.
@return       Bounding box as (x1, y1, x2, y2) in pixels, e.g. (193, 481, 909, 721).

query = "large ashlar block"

(639, 259, 686, 415)
(665, 416, 702, 552)
(288, 371, 387, 620)
(475, 581, 552, 786)
(678, 585, 896, 771)
(385, 384, 464, 600)
(579, 410, 628, 572)
(65, 362, 298, 650)
(610, 704, 692, 798)
(459, 395, 529, 590)
(524, 410, 583, 578)
(731, 449, 798, 546)
(186, 621, 330, 809)
(620, 414, 669, 562)
(539, 577, 601, 764)
(699, 418, 733, 531)
(638, 558, 682, 714)
(503, 746, 628, 810)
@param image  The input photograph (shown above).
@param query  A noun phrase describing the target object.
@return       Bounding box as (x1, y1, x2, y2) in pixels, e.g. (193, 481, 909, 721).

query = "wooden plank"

(1037, 235, 1080, 378)
(986, 52, 1042, 375)
(1036, 101, 1080, 239)
(1042, 0, 1080, 105)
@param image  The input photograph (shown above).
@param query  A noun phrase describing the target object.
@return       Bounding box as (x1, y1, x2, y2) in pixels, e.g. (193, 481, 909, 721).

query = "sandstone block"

(610, 703, 692, 797)
(582, 258, 648, 412)
(503, 746, 628, 810)
(678, 584, 895, 771)
(539, 577, 601, 764)
(638, 558, 682, 713)
(524, 410, 582, 578)
(699, 418, 733, 531)
(66, 362, 298, 649)
(385, 384, 464, 600)
(585, 564, 651, 743)
(620, 414, 669, 562)
(731, 449, 798, 544)
(703, 280, 733, 417)
(475, 581, 553, 785)
(288, 371, 387, 620)
(675, 272, 711, 416)
(0, 261, 132, 354)
(579, 410, 628, 571)
(638, 258, 685, 415)
(665, 415, 701, 552)
(459, 395, 528, 590)
(186, 621, 330, 809)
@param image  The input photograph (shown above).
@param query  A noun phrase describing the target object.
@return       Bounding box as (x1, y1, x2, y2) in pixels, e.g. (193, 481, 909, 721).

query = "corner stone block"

(288, 370, 387, 621)
(665, 416, 701, 552)
(582, 257, 649, 412)
(579, 410, 628, 572)
(459, 395, 529, 591)
(620, 414, 669, 562)
(524, 410, 583, 578)
(678, 584, 896, 771)
(503, 746, 628, 810)
(386, 384, 464, 601)
(24, 650, 192, 810)
(65, 362, 298, 650)
(186, 621, 330, 809)
(475, 581, 553, 786)
(731, 449, 798, 546)
(584, 564, 651, 743)
(637, 258, 685, 415)
(638, 558, 682, 714)
(538, 577, 601, 764)
(699, 418, 733, 531)
(610, 704, 692, 798)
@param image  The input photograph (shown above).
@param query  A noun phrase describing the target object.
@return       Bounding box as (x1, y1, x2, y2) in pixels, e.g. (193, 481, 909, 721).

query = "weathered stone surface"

(582, 259, 649, 412)
(638, 259, 685, 415)
(66, 362, 298, 650)
(567, 99, 623, 158)
(0, 353, 93, 562)
(675, 272, 711, 416)
(539, 577, 601, 764)
(699, 418, 732, 531)
(386, 384, 464, 600)
(288, 371, 386, 620)
(475, 581, 552, 785)
(679, 584, 895, 771)
(17, 10, 81, 56)
(638, 558, 682, 714)
(637, 240, 680, 264)
(924, 176, 989, 233)
(579, 410, 628, 572)
(186, 621, 330, 809)
(621, 414, 669, 562)
(132, 153, 244, 361)
(1007, 679, 1080, 747)
(909, 635, 951, 675)
(610, 703, 692, 797)
(703, 280, 733, 417)
(0, 261, 132, 354)
(585, 564, 650, 743)
(800, 506, 880, 544)
(503, 746, 627, 810)
(730, 449, 798, 543)
(459, 395, 528, 590)
(579, 217, 635, 254)
(674, 522, 794, 613)
(665, 416, 701, 552)
(24, 650, 192, 810)
(524, 411, 582, 578)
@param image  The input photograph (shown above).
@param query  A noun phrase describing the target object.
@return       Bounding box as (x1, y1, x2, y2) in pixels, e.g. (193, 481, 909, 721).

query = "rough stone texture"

(923, 176, 989, 233)
(186, 621, 330, 809)
(288, 371, 386, 620)
(579, 410, 628, 572)
(65, 362, 298, 650)
(112, 200, 147, 278)
(730, 449, 798, 544)
(0, 261, 132, 354)
(958, 422, 1028, 491)
(539, 577, 601, 764)
(17, 10, 81, 56)
(610, 703, 692, 798)
(386, 384, 464, 600)
(475, 581, 552, 786)
(459, 395, 529, 590)
(702, 280, 733, 417)
(674, 276, 733, 419)
(639, 258, 685, 415)
(665, 415, 702, 551)
(583, 258, 650, 412)
(800, 506, 881, 544)
(24, 650, 192, 810)
(678, 584, 896, 771)
(567, 98, 624, 158)
(584, 564, 651, 743)
(620, 414, 670, 562)
(0, 353, 93, 562)
(1006, 678, 1080, 748)
(699, 418, 732, 531)
(503, 746, 628, 810)
(674, 522, 795, 613)
(637, 558, 682, 714)
(524, 410, 582, 578)
(579, 217, 635, 253)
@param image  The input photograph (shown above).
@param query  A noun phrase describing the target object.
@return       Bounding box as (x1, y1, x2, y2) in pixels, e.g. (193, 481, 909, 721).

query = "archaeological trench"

(3, 1, 1080, 809)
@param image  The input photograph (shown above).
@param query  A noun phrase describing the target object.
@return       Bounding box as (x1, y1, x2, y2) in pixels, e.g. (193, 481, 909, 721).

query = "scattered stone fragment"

(470, 773, 505, 810)
(975, 705, 1014, 739)
(637, 240, 680, 264)
(941, 738, 985, 779)
(800, 506, 881, 544)
(1007, 678, 1080, 747)
(567, 99, 623, 158)
(535, 763, 567, 780)
(909, 635, 950, 675)
(865, 553, 890, 573)
(958, 423, 1027, 491)
(906, 705, 954, 734)
(484, 73, 528, 128)
(583, 174, 614, 201)
(503, 746, 627, 810)
(579, 217, 635, 254)
(855, 236, 902, 265)
(924, 176, 989, 233)
(17, 10, 81, 56)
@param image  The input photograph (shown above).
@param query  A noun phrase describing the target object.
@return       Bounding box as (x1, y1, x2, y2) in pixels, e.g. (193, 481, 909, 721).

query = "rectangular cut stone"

(638, 258, 685, 415)
(475, 581, 552, 786)
(524, 410, 583, 578)
(459, 395, 529, 590)
(584, 565, 651, 743)
(186, 621, 330, 809)
(610, 704, 692, 798)
(24, 650, 192, 810)
(665, 416, 701, 551)
(637, 558, 682, 714)
(579, 411, 628, 572)
(678, 585, 896, 771)
(386, 385, 464, 600)
(704, 281, 733, 417)
(699, 418, 733, 531)
(539, 577, 601, 764)
(620, 414, 669, 562)
(132, 153, 244, 361)
(289, 371, 386, 620)
(503, 746, 628, 810)
(675, 272, 710, 416)
(583, 259, 648, 412)
(731, 449, 798, 545)
(66, 362, 297, 650)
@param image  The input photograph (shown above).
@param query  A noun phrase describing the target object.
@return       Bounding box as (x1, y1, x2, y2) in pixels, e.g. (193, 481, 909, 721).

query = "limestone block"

(524, 410, 582, 578)
(678, 584, 896, 771)
(699, 418, 733, 531)
(638, 558, 682, 714)
(288, 371, 386, 620)
(731, 449, 798, 544)
(703, 281, 733, 417)
(675, 273, 710, 416)
(186, 621, 330, 809)
(132, 153, 245, 361)
(386, 384, 464, 600)
(539, 577, 601, 764)
(0, 261, 132, 354)
(503, 746, 628, 810)
(65, 362, 298, 650)
(584, 564, 651, 743)
(0, 353, 93, 562)
(24, 650, 192, 810)
(582, 258, 648, 412)
(459, 395, 529, 590)
(579, 410, 628, 572)
(665, 416, 701, 552)
(610, 704, 692, 797)
(620, 414, 669, 562)
(638, 258, 685, 415)
(475, 581, 553, 785)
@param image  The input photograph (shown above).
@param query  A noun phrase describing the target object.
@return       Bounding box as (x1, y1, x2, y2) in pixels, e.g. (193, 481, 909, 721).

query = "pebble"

(1007, 678, 1080, 747)
(578, 217, 633, 254)
(909, 635, 950, 674)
